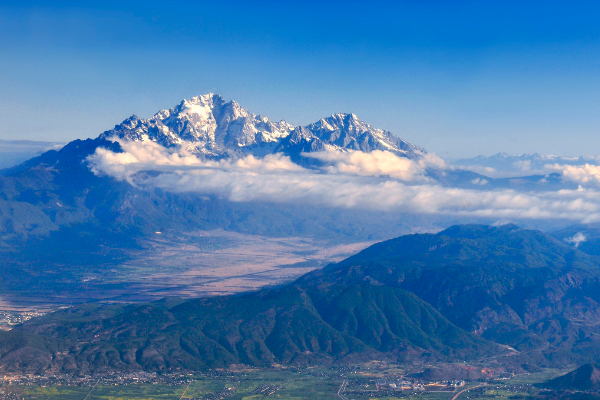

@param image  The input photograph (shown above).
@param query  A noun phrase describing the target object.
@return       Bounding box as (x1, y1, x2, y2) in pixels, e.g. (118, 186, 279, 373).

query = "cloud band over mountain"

(87, 139, 600, 223)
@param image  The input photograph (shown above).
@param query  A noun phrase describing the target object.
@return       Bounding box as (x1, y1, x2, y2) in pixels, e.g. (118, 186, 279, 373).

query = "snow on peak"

(274, 112, 424, 159)
(100, 94, 295, 158)
(99, 94, 423, 160)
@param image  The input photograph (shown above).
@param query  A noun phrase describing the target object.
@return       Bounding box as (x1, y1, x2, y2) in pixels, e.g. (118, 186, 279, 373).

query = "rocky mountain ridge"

(99, 93, 424, 161)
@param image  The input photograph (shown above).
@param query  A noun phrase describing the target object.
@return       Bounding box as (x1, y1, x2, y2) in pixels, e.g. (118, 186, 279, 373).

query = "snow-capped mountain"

(276, 112, 423, 160)
(100, 94, 294, 158)
(100, 93, 423, 160)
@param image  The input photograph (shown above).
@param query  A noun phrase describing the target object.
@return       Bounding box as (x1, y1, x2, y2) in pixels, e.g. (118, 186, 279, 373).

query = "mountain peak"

(176, 93, 232, 117)
(99, 94, 423, 161)
(187, 92, 222, 103)
(329, 112, 358, 120)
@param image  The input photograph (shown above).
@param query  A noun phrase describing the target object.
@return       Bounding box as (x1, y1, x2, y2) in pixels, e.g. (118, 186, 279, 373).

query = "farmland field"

(3, 366, 571, 400)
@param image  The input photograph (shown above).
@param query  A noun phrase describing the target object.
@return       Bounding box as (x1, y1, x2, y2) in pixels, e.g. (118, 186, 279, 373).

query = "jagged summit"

(100, 93, 294, 158)
(99, 93, 423, 160)
(271, 111, 423, 161)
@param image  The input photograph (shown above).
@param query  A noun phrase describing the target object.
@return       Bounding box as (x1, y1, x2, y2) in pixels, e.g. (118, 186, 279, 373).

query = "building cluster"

(190, 386, 235, 400)
(251, 384, 283, 396)
(344, 376, 466, 397)
(0, 387, 20, 400)
(0, 372, 192, 387)
(0, 311, 45, 330)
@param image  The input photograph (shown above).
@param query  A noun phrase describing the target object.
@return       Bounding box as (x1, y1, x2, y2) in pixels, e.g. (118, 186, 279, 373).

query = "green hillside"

(307, 224, 600, 364)
(7, 282, 496, 373)
(5, 223, 600, 373)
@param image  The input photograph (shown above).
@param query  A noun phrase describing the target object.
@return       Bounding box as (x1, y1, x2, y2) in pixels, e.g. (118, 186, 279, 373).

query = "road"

(179, 381, 192, 400)
(451, 383, 487, 400)
(83, 380, 98, 400)
(338, 380, 349, 400)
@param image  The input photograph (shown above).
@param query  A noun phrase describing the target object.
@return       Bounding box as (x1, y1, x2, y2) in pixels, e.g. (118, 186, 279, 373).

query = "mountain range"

(0, 94, 448, 307)
(3, 224, 600, 374)
(98, 93, 424, 162)
(0, 92, 440, 248)
(306, 224, 600, 365)
(2, 95, 600, 375)
(0, 94, 590, 308)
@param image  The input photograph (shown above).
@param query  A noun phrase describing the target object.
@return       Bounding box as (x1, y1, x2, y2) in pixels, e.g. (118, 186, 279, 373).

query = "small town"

(0, 312, 45, 331)
(0, 372, 191, 388)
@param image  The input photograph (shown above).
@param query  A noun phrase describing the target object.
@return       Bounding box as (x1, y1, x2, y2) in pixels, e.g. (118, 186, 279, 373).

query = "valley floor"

(0, 365, 575, 400)
(0, 230, 373, 313)
(121, 230, 373, 300)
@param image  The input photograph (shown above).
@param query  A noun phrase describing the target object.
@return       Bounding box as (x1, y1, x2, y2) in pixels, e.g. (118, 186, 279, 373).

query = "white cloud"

(513, 160, 532, 172)
(86, 140, 600, 223)
(303, 149, 446, 182)
(547, 163, 600, 185)
(565, 232, 587, 248)
(453, 165, 504, 178)
(454, 157, 600, 179)
(88, 139, 303, 184)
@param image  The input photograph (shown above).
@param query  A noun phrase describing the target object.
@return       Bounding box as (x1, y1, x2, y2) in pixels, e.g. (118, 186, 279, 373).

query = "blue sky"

(1, 1, 600, 158)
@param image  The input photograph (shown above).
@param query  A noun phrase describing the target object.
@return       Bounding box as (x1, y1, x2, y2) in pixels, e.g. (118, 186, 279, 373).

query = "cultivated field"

(4, 366, 571, 400)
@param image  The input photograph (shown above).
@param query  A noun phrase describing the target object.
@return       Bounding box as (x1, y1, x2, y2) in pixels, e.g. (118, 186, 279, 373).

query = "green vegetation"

(10, 369, 341, 400)
(4, 367, 579, 400)
(17, 385, 90, 400)
(18, 384, 184, 400)
(2, 281, 494, 374)
(309, 224, 600, 367)
(5, 224, 600, 374)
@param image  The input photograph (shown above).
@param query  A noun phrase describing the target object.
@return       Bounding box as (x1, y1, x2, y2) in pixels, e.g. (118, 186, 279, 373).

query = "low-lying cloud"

(88, 140, 304, 183)
(87, 140, 600, 223)
(548, 163, 600, 186)
(565, 232, 587, 247)
(304, 149, 446, 182)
